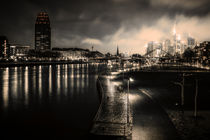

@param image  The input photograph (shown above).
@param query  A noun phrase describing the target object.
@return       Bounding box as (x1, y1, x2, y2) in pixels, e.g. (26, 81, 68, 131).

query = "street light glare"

(129, 77, 134, 82)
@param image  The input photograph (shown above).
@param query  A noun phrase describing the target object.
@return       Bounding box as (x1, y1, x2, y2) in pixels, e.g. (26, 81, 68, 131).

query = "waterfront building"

(35, 11, 51, 51)
(10, 45, 31, 57)
(0, 36, 10, 58)
(52, 48, 89, 60)
(10, 45, 17, 57)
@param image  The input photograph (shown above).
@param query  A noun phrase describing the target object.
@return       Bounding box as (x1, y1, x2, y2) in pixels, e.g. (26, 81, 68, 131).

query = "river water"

(0, 64, 106, 139)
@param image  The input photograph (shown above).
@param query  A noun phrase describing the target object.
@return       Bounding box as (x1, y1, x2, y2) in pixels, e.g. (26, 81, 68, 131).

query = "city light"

(177, 34, 181, 40)
(129, 77, 134, 82)
(0, 1, 210, 140)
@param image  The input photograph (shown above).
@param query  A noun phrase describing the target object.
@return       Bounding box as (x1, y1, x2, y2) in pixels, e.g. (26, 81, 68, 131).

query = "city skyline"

(0, 1, 210, 140)
(1, 0, 210, 54)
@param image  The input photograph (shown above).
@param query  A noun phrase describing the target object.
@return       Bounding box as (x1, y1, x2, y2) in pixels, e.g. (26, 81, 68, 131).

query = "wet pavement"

(91, 70, 181, 140)
(131, 89, 180, 140)
(90, 74, 132, 139)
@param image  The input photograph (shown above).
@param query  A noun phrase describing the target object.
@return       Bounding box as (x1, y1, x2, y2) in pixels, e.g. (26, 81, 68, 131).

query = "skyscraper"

(35, 11, 51, 51)
(164, 39, 170, 53)
(147, 42, 154, 57)
(187, 37, 195, 49)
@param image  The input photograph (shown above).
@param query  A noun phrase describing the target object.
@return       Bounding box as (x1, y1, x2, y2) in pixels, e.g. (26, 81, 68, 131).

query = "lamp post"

(173, 73, 192, 113)
(174, 79, 184, 107)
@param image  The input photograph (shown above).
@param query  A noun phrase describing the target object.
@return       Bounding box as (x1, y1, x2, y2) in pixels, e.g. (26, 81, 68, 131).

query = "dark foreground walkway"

(131, 89, 180, 140)
(90, 75, 132, 139)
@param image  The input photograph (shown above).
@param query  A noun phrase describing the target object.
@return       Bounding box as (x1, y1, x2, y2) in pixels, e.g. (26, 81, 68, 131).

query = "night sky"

(1, 0, 210, 54)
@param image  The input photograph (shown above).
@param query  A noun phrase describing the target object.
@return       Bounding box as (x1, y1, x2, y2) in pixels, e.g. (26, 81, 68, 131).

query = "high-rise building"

(164, 39, 170, 53)
(146, 41, 162, 57)
(147, 42, 154, 57)
(154, 42, 162, 57)
(0, 36, 10, 58)
(187, 37, 195, 49)
(35, 11, 51, 51)
(168, 45, 174, 56)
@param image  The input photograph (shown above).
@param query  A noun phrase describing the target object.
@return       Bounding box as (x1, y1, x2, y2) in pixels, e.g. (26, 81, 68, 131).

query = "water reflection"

(0, 63, 109, 138)
(49, 65, 52, 95)
(11, 67, 18, 102)
(0, 64, 106, 110)
(2, 68, 9, 108)
(24, 67, 29, 105)
(39, 66, 42, 99)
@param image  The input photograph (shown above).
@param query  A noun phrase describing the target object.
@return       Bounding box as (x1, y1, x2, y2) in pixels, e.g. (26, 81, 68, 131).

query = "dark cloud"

(1, 0, 210, 53)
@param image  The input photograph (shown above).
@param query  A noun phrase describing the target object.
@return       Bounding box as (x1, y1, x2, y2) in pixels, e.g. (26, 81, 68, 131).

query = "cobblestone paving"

(91, 75, 132, 138)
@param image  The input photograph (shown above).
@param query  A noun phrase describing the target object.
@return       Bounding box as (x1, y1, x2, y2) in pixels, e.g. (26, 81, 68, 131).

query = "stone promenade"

(90, 74, 132, 139)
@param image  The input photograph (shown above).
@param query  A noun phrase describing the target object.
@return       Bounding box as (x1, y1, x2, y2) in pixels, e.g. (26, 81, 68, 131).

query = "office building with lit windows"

(35, 11, 51, 51)
(0, 36, 10, 58)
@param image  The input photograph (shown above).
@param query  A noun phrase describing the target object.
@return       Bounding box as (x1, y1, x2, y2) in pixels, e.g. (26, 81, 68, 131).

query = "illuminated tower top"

(36, 12, 50, 25)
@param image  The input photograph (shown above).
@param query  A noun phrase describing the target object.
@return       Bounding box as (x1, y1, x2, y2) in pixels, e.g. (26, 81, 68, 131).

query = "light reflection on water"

(0, 64, 107, 139)
(0, 63, 108, 138)
(0, 64, 105, 111)
(24, 67, 29, 106)
(2, 68, 9, 108)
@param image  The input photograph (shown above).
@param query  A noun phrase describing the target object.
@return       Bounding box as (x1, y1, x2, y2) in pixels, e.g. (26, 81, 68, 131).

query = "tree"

(183, 47, 195, 63)
(132, 54, 142, 58)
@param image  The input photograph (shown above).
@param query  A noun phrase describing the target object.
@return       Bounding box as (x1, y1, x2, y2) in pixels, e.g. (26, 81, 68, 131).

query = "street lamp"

(127, 77, 134, 124)
(173, 73, 192, 113)
(127, 77, 134, 94)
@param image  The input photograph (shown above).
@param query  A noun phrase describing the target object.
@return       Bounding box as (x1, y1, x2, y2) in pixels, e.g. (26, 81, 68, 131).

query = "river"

(0, 64, 106, 139)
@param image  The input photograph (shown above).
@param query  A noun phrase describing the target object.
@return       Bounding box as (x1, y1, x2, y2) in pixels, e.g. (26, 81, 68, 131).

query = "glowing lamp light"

(129, 77, 134, 82)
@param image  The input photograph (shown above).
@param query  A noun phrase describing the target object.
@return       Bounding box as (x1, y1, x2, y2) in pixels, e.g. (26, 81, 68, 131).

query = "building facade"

(147, 42, 154, 57)
(35, 11, 51, 51)
(187, 37, 195, 49)
(10, 45, 30, 57)
(0, 36, 10, 58)
(194, 41, 210, 65)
